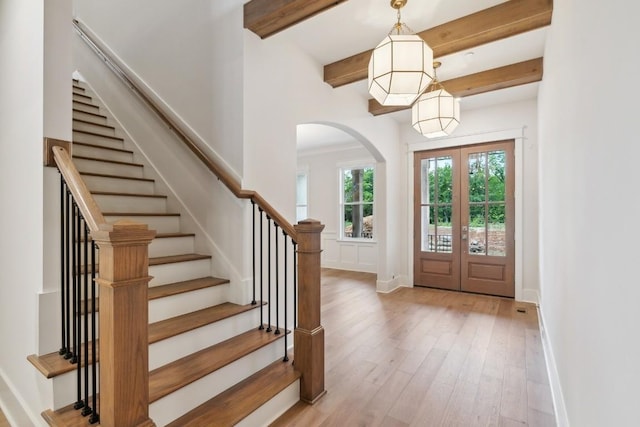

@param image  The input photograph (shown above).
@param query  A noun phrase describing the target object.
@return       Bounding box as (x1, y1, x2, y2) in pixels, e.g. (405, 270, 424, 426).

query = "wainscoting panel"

(321, 231, 377, 273)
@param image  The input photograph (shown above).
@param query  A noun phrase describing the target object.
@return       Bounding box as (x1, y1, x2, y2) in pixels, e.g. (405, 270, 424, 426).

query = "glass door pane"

(420, 156, 453, 253)
(467, 149, 507, 258)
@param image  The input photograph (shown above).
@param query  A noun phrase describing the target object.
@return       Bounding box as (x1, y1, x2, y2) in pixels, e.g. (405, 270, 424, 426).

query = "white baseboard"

(537, 307, 570, 427)
(376, 275, 409, 293)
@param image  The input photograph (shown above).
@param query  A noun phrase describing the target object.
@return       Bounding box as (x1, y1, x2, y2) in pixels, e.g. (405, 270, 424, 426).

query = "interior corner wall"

(538, 1, 640, 425)
(0, 0, 52, 425)
(243, 31, 405, 283)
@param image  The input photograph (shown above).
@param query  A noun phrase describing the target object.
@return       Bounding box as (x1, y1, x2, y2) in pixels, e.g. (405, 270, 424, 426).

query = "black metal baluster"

(293, 241, 298, 330)
(258, 208, 264, 331)
(274, 224, 280, 335)
(81, 224, 91, 416)
(283, 231, 289, 362)
(69, 203, 78, 362)
(73, 213, 83, 410)
(251, 201, 257, 306)
(89, 241, 99, 424)
(59, 177, 67, 356)
(266, 216, 272, 333)
(64, 190, 73, 360)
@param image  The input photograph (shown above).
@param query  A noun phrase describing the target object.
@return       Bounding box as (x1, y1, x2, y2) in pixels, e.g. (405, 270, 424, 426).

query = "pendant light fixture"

(411, 61, 460, 138)
(368, 0, 433, 106)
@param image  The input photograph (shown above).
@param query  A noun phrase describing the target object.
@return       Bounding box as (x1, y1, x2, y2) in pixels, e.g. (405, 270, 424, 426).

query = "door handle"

(462, 225, 468, 240)
(462, 233, 467, 240)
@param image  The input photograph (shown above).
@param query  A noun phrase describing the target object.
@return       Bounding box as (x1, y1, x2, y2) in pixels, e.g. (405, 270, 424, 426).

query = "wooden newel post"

(294, 219, 326, 404)
(92, 220, 157, 427)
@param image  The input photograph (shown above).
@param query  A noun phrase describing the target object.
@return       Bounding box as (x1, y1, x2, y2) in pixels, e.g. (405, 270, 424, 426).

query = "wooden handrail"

(73, 19, 297, 241)
(52, 145, 106, 231)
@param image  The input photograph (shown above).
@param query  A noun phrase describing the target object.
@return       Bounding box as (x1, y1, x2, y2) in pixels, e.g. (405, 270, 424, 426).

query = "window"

(341, 166, 374, 239)
(296, 172, 308, 222)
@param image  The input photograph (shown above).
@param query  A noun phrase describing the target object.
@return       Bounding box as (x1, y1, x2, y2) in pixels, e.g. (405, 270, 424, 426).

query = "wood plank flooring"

(272, 269, 556, 427)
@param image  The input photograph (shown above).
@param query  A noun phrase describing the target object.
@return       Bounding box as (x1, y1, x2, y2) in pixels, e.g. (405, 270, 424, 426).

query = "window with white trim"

(341, 165, 374, 239)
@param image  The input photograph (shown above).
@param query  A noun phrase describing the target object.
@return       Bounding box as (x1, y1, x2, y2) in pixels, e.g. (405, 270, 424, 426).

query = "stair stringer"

(71, 72, 253, 306)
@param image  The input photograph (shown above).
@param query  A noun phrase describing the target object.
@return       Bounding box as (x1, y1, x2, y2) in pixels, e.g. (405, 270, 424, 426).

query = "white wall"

(0, 0, 70, 424)
(243, 30, 406, 287)
(298, 143, 378, 273)
(73, 0, 245, 175)
(402, 98, 540, 302)
(538, 1, 640, 425)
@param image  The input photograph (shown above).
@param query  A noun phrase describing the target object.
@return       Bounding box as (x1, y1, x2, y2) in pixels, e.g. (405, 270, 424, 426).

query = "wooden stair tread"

(72, 108, 106, 119)
(74, 141, 132, 154)
(73, 93, 91, 100)
(42, 403, 100, 427)
(80, 172, 154, 182)
(72, 100, 99, 109)
(166, 359, 300, 427)
(103, 212, 180, 217)
(72, 129, 123, 141)
(149, 302, 263, 344)
(150, 253, 211, 266)
(72, 155, 143, 167)
(148, 276, 229, 300)
(73, 118, 115, 130)
(156, 232, 196, 239)
(28, 342, 98, 379)
(149, 328, 287, 403)
(90, 191, 167, 199)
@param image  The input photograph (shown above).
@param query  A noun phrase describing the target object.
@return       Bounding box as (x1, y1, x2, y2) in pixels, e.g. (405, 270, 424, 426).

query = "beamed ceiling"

(244, 0, 552, 130)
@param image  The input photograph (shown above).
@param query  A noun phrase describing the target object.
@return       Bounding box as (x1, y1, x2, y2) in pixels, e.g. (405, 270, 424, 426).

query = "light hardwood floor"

(272, 269, 555, 427)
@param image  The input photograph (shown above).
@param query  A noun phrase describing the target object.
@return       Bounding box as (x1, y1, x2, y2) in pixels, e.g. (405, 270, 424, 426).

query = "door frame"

(406, 128, 529, 302)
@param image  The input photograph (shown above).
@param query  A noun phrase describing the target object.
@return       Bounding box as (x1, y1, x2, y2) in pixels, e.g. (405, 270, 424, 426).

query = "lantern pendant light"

(368, 0, 434, 106)
(411, 61, 460, 138)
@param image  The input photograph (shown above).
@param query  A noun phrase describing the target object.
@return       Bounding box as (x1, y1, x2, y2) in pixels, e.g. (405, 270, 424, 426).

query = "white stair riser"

(71, 102, 100, 115)
(50, 366, 97, 410)
(150, 339, 285, 427)
(148, 284, 229, 323)
(103, 215, 181, 234)
(237, 380, 300, 427)
(82, 175, 155, 195)
(72, 93, 93, 103)
(72, 132, 124, 150)
(149, 308, 260, 369)
(73, 158, 144, 178)
(149, 235, 195, 258)
(149, 258, 211, 287)
(73, 110, 107, 125)
(93, 194, 167, 214)
(73, 144, 133, 163)
(73, 120, 116, 137)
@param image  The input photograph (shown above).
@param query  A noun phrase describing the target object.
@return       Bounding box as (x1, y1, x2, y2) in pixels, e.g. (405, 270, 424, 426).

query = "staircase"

(29, 80, 301, 426)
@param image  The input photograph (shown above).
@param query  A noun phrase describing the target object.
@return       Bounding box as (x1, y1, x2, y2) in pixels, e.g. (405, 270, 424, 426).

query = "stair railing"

(45, 138, 156, 427)
(73, 18, 326, 403)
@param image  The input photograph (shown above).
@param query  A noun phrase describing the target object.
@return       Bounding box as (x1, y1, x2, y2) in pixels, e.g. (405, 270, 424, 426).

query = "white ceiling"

(272, 0, 547, 151)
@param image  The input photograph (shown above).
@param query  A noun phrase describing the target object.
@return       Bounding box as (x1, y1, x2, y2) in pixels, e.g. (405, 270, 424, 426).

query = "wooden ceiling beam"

(368, 58, 544, 116)
(324, 0, 552, 88)
(244, 0, 348, 39)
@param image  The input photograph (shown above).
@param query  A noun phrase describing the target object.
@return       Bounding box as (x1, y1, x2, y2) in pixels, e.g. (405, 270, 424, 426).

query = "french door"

(413, 140, 515, 297)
